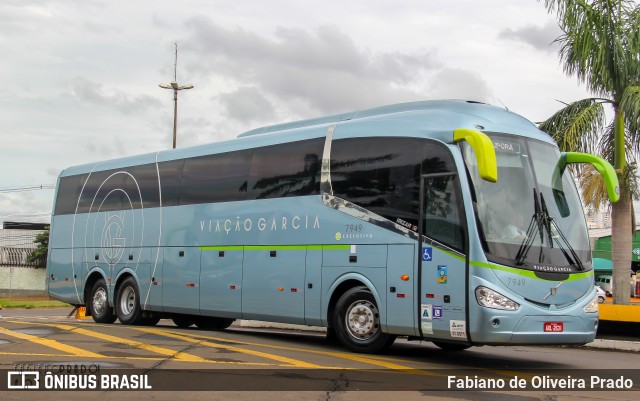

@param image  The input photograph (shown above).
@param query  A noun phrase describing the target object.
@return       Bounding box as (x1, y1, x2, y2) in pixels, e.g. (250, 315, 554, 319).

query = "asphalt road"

(1, 308, 639, 401)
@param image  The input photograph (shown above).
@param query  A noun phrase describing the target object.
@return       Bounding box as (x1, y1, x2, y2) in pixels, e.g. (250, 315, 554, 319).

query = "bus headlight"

(475, 286, 520, 311)
(583, 295, 599, 313)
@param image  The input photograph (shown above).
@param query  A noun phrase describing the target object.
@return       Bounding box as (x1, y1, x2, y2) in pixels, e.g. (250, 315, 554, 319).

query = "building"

(0, 222, 48, 297)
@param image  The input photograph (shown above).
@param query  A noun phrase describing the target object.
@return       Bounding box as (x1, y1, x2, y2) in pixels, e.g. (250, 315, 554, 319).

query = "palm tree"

(539, 0, 640, 304)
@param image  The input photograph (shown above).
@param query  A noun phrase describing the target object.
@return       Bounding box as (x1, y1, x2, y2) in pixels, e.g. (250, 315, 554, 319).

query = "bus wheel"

(432, 341, 471, 351)
(193, 317, 235, 330)
(115, 277, 143, 325)
(172, 316, 194, 328)
(334, 286, 395, 353)
(89, 278, 116, 324)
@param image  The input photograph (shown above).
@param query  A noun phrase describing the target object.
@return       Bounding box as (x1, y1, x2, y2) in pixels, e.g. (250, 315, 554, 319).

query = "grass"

(0, 297, 70, 309)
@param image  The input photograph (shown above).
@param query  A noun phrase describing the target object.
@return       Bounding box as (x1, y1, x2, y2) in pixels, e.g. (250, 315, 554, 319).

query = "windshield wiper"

(540, 193, 585, 271)
(515, 189, 546, 265)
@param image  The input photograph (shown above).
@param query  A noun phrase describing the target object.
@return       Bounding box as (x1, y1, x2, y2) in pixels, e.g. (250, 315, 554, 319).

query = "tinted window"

(423, 174, 465, 251)
(248, 138, 323, 199)
(331, 137, 425, 226)
(56, 164, 160, 215)
(158, 160, 183, 207)
(54, 174, 88, 215)
(331, 137, 464, 250)
(180, 150, 251, 204)
(125, 164, 161, 208)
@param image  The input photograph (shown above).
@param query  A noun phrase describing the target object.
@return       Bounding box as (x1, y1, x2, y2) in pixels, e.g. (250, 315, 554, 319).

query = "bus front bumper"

(470, 314, 598, 345)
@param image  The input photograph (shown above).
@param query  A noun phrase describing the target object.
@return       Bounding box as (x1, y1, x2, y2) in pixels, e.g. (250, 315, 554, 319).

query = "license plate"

(544, 322, 564, 332)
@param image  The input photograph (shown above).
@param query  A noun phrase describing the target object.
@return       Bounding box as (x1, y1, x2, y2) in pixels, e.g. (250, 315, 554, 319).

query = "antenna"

(496, 97, 510, 112)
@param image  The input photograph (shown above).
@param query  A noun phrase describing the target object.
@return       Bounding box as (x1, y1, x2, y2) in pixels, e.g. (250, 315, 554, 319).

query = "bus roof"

(60, 99, 552, 177)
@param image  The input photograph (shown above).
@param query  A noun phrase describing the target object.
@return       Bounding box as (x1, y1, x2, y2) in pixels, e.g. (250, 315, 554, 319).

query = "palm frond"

(538, 98, 607, 153)
(578, 163, 609, 211)
(597, 121, 638, 165)
(543, 0, 640, 98)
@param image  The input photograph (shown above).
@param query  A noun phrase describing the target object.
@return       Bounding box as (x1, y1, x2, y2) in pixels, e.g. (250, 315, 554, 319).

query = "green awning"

(593, 257, 613, 271)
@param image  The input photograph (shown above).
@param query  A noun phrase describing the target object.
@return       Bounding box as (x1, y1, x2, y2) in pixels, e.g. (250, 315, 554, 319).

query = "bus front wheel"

(115, 277, 143, 325)
(334, 286, 395, 353)
(89, 278, 116, 324)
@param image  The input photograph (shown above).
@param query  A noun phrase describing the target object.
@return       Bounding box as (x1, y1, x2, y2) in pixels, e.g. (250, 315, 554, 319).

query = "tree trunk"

(611, 193, 632, 305)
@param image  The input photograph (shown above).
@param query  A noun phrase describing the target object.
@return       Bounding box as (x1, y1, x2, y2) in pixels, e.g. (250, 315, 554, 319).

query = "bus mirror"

(553, 152, 620, 203)
(453, 128, 498, 183)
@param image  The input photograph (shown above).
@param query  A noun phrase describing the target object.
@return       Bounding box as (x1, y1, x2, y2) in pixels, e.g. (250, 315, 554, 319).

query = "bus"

(46, 99, 619, 353)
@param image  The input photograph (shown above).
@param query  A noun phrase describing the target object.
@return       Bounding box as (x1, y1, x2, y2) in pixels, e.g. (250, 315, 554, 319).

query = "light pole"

(160, 43, 193, 149)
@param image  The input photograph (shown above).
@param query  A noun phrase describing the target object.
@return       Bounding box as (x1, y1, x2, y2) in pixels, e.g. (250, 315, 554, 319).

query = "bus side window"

(54, 174, 88, 215)
(330, 137, 424, 230)
(248, 138, 323, 199)
(422, 147, 465, 251)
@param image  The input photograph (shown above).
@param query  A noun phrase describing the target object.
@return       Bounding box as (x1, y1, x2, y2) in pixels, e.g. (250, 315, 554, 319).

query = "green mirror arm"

(453, 128, 498, 183)
(557, 152, 620, 203)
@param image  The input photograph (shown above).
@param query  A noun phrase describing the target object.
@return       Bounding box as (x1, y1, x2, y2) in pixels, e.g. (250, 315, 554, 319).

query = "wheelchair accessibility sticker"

(422, 247, 432, 261)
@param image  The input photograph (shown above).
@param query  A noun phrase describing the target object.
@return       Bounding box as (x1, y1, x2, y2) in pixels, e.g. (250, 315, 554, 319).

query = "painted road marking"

(135, 327, 323, 368)
(48, 323, 209, 363)
(0, 326, 104, 358)
(1, 321, 273, 366)
(158, 328, 433, 373)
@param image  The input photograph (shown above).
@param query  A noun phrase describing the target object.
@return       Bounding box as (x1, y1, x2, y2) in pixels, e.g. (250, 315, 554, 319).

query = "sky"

(0, 0, 603, 225)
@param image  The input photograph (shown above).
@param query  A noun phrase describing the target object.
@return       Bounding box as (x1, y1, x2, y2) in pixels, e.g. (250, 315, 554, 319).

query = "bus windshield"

(462, 134, 591, 272)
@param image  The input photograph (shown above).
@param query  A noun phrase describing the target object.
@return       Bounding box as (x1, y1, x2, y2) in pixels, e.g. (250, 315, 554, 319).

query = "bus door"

(418, 172, 470, 342)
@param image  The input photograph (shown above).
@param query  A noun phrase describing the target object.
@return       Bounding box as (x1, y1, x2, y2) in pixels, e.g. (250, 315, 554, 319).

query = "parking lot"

(1, 308, 640, 400)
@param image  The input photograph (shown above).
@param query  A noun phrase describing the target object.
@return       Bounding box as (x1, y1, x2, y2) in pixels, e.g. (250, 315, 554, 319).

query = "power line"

(0, 185, 54, 193)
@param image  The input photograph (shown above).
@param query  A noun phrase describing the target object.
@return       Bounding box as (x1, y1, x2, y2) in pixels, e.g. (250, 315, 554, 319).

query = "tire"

(193, 316, 235, 330)
(115, 276, 143, 325)
(432, 341, 471, 351)
(88, 278, 116, 324)
(598, 296, 605, 304)
(333, 286, 395, 353)
(172, 315, 194, 328)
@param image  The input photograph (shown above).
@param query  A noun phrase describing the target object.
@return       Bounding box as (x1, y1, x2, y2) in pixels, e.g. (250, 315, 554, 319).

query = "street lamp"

(160, 43, 193, 149)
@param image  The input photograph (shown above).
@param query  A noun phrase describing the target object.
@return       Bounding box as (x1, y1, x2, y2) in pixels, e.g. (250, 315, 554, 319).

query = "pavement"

(237, 319, 640, 353)
(2, 306, 639, 353)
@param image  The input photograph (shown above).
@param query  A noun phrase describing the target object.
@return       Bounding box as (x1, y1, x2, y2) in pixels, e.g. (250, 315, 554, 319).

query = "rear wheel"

(115, 277, 143, 325)
(333, 286, 395, 353)
(193, 316, 235, 330)
(89, 278, 116, 324)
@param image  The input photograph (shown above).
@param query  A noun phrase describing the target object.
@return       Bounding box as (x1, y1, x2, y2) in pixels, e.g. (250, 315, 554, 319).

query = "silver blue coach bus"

(46, 100, 619, 353)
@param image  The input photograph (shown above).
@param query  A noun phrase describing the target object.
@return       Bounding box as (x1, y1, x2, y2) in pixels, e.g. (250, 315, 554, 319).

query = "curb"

(583, 339, 640, 352)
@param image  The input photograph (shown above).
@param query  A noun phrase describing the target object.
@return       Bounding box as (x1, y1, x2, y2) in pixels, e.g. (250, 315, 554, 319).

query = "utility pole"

(159, 43, 194, 149)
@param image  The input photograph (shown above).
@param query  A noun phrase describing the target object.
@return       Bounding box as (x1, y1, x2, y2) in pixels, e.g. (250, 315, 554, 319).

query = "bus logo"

(101, 213, 126, 265)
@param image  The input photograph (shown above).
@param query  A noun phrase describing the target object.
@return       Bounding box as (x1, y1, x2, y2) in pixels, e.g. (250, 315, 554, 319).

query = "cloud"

(70, 77, 162, 114)
(217, 86, 276, 124)
(426, 68, 493, 102)
(182, 18, 441, 118)
(498, 20, 562, 53)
